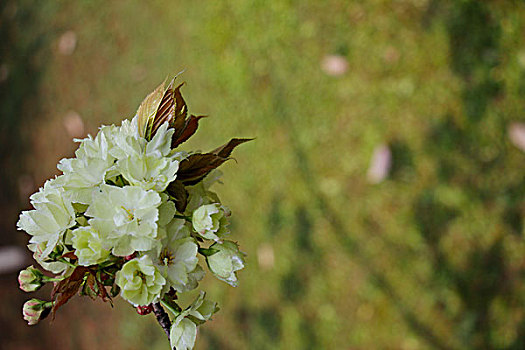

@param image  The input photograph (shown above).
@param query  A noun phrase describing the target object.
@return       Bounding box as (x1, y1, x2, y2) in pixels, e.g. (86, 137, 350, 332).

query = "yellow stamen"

(121, 206, 135, 221)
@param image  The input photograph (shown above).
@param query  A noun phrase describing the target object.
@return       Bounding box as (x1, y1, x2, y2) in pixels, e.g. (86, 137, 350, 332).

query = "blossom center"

(121, 206, 135, 221)
(135, 270, 146, 283)
(159, 249, 174, 266)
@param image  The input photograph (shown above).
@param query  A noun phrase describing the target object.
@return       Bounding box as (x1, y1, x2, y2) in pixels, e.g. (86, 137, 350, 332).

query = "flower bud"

(22, 298, 52, 325)
(125, 252, 137, 261)
(18, 265, 44, 292)
(192, 203, 230, 241)
(136, 305, 153, 315)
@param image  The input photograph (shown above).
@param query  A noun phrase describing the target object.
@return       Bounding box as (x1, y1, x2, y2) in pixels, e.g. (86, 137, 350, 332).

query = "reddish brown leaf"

(177, 138, 252, 185)
(177, 153, 226, 185)
(151, 82, 176, 135)
(51, 266, 87, 299)
(166, 180, 188, 213)
(95, 276, 112, 306)
(51, 266, 89, 316)
(172, 83, 188, 129)
(140, 80, 209, 147)
(147, 81, 204, 148)
(83, 273, 98, 300)
(212, 138, 253, 158)
(172, 115, 206, 148)
(61, 251, 78, 260)
(86, 273, 96, 291)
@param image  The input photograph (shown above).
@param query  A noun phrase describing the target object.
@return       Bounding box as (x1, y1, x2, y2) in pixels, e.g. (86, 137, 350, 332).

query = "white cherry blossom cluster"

(17, 79, 248, 350)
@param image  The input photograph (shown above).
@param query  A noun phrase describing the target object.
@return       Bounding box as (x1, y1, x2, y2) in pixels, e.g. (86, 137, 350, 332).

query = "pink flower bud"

(18, 265, 44, 292)
(22, 298, 51, 325)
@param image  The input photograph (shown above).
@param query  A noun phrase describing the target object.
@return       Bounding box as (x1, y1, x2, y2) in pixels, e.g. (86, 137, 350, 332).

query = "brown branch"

(152, 302, 172, 340)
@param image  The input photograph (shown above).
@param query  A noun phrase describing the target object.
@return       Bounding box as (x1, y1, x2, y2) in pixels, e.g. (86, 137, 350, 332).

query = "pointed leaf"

(171, 83, 188, 131)
(172, 115, 206, 148)
(146, 81, 204, 147)
(166, 180, 188, 213)
(136, 80, 166, 139)
(198, 247, 219, 257)
(110, 283, 120, 298)
(151, 80, 176, 136)
(177, 138, 252, 185)
(212, 138, 253, 158)
(177, 153, 226, 185)
(95, 275, 112, 305)
(51, 266, 89, 316)
(82, 273, 98, 300)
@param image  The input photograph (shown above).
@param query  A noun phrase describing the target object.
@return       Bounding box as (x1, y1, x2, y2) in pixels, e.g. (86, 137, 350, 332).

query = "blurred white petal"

(58, 30, 77, 55)
(63, 110, 85, 138)
(0, 246, 28, 275)
(367, 144, 391, 184)
(257, 243, 274, 270)
(508, 122, 525, 152)
(321, 55, 348, 76)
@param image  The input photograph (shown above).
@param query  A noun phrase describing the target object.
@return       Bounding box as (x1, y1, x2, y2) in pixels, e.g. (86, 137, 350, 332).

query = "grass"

(2, 0, 525, 349)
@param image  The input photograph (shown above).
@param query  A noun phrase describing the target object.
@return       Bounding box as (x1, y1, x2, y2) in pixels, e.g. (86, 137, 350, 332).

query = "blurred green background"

(1, 0, 525, 349)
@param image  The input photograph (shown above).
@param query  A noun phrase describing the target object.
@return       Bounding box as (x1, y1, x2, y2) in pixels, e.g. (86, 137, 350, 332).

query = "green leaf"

(189, 299, 219, 323)
(162, 295, 183, 315)
(72, 202, 89, 214)
(198, 247, 219, 257)
(170, 318, 197, 350)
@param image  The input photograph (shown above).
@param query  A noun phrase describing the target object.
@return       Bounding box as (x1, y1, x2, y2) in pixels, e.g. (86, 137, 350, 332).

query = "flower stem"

(42, 276, 65, 283)
(57, 258, 76, 268)
(173, 214, 192, 222)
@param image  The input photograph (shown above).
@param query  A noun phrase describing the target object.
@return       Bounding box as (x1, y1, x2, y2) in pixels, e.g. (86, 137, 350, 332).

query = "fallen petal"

(257, 243, 274, 270)
(367, 144, 392, 184)
(58, 31, 77, 55)
(508, 122, 525, 152)
(63, 110, 85, 138)
(321, 55, 348, 76)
